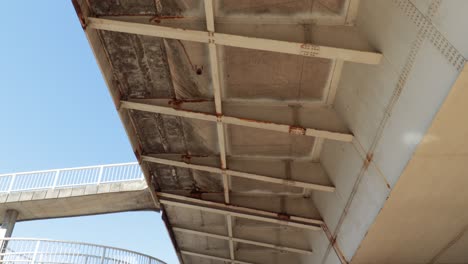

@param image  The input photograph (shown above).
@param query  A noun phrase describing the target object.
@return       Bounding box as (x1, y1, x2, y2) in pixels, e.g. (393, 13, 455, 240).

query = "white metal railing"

(0, 238, 166, 264)
(0, 163, 144, 194)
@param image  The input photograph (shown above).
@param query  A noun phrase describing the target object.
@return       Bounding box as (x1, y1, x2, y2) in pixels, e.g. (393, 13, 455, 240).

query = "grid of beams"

(78, 0, 380, 263)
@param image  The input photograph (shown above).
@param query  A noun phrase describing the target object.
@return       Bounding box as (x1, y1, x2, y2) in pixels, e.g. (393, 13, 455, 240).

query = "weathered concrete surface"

(315, 1, 468, 263)
(0, 180, 157, 221)
(351, 62, 468, 263)
(77, 0, 468, 263)
(78, 0, 372, 263)
(219, 0, 345, 16)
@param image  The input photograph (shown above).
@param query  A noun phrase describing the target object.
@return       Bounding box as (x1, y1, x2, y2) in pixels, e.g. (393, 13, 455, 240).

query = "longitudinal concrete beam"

(121, 101, 353, 142)
(174, 227, 314, 255)
(86, 17, 382, 64)
(142, 155, 335, 192)
(202, 1, 236, 260)
(158, 192, 323, 231)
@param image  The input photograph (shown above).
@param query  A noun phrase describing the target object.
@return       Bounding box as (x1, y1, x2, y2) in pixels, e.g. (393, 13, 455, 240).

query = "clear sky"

(0, 2, 178, 264)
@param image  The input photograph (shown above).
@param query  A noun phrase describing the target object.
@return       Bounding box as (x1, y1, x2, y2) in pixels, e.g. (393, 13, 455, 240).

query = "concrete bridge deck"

(0, 163, 157, 221)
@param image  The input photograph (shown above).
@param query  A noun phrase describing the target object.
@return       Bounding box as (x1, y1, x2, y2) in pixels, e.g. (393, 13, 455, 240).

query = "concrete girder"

(173, 226, 314, 255)
(121, 101, 354, 142)
(142, 155, 335, 192)
(157, 192, 323, 230)
(86, 18, 382, 65)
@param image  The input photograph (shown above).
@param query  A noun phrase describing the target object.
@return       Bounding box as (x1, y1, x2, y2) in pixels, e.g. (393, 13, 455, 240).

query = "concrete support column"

(0, 210, 19, 257)
(0, 210, 18, 239)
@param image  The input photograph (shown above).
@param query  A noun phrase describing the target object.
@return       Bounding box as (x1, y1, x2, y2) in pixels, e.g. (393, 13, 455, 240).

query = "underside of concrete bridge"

(0, 180, 155, 221)
(73, 0, 468, 263)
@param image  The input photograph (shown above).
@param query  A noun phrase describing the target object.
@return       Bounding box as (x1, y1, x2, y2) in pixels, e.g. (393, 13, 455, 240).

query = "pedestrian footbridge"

(0, 163, 156, 222)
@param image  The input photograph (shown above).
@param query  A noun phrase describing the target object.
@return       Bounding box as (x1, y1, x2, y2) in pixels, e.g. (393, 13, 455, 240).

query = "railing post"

(7, 174, 16, 193)
(31, 240, 40, 264)
(100, 247, 106, 264)
(96, 166, 104, 185)
(52, 170, 60, 189)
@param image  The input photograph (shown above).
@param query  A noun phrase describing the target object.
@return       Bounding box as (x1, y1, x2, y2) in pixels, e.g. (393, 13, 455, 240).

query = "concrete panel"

(165, 205, 227, 235)
(176, 232, 230, 259)
(432, 0, 468, 58)
(315, 141, 364, 233)
(120, 180, 146, 191)
(6, 193, 20, 203)
(335, 162, 390, 260)
(335, 58, 399, 152)
(219, 0, 346, 16)
(227, 125, 315, 157)
(358, 0, 419, 73)
(323, 249, 342, 264)
(353, 155, 468, 263)
(45, 189, 60, 199)
(352, 64, 468, 263)
(0, 194, 8, 203)
(321, 141, 364, 203)
(221, 46, 329, 101)
(435, 227, 468, 264)
(234, 218, 313, 252)
(409, 0, 431, 14)
(301, 229, 333, 264)
(71, 187, 86, 196)
(97, 184, 111, 194)
(373, 40, 458, 187)
(203, 194, 322, 220)
(18, 192, 34, 202)
(31, 191, 47, 200)
(84, 185, 98, 195)
(109, 182, 122, 193)
(182, 254, 224, 264)
(236, 245, 303, 263)
(58, 188, 72, 198)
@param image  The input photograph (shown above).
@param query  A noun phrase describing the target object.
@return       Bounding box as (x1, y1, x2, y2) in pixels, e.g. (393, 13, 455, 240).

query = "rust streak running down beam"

(86, 17, 382, 64)
(142, 155, 335, 192)
(121, 101, 353, 142)
(157, 192, 323, 230)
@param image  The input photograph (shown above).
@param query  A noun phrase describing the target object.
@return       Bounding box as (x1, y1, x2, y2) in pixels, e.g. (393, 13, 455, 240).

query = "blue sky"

(0, 1, 178, 263)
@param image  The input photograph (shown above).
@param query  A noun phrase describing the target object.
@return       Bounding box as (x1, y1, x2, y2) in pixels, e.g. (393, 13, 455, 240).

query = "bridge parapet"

(0, 163, 143, 193)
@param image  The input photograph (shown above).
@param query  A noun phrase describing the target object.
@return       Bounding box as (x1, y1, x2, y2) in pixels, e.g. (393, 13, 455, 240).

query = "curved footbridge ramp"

(0, 163, 158, 221)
